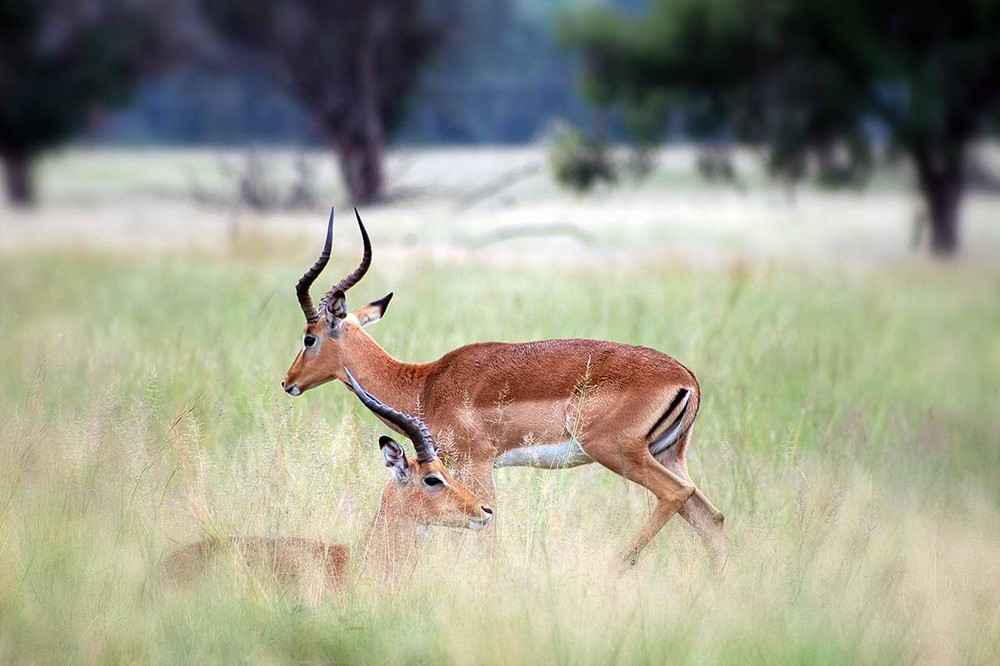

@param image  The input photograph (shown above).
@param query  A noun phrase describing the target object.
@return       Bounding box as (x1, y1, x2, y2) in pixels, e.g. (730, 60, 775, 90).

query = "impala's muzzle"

(468, 505, 494, 531)
(281, 381, 302, 397)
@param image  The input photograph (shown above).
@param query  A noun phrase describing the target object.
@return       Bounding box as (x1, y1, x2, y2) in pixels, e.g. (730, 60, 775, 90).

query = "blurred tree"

(199, 0, 450, 203)
(399, 0, 587, 144)
(544, 120, 617, 193)
(565, 0, 1000, 255)
(101, 1, 612, 147)
(0, 0, 168, 206)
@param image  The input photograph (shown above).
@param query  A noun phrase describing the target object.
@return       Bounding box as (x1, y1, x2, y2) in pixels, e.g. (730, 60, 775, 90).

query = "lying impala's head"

(346, 369, 494, 531)
(282, 208, 392, 396)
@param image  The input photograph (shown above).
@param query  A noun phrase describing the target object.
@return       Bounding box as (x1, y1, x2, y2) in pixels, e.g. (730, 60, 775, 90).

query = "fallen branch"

(455, 222, 597, 248)
(454, 163, 542, 211)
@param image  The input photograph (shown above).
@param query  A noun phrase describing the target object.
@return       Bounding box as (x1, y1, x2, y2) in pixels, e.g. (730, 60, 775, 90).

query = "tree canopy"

(0, 0, 166, 205)
(565, 0, 1000, 254)
(200, 0, 452, 203)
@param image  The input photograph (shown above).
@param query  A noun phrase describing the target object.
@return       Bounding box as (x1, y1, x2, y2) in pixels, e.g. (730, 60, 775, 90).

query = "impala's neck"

(339, 324, 427, 415)
(356, 485, 421, 579)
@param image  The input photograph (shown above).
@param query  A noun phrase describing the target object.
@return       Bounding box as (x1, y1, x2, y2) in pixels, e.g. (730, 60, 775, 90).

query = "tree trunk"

(2, 152, 35, 207)
(331, 18, 386, 204)
(926, 184, 960, 255)
(333, 132, 384, 204)
(914, 148, 964, 257)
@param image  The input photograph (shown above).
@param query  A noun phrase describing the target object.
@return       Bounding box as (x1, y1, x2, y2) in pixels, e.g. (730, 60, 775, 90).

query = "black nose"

(280, 381, 286, 389)
(482, 506, 493, 515)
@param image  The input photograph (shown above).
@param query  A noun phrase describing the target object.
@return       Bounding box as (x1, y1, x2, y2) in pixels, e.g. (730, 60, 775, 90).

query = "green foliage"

(91, 1, 619, 146)
(544, 120, 618, 192)
(200, 0, 444, 136)
(200, 0, 453, 201)
(0, 0, 169, 205)
(401, 0, 583, 143)
(0, 0, 161, 157)
(564, 0, 1000, 252)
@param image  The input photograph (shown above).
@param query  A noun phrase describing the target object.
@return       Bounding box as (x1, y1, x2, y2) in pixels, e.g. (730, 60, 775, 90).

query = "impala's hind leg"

(656, 429, 727, 576)
(586, 437, 696, 565)
(676, 490, 726, 576)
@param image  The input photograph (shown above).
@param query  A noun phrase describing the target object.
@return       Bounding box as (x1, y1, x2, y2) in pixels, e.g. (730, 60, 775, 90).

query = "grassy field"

(1, 149, 999, 664)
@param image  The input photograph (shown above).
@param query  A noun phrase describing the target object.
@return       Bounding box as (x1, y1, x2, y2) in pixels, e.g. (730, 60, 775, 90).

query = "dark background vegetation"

(2, 0, 998, 252)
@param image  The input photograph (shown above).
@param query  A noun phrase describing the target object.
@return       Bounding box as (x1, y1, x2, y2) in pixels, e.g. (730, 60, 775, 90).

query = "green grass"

(1, 245, 998, 664)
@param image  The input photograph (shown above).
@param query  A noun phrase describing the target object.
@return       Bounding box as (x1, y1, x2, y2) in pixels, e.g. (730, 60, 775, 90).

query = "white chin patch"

(289, 386, 302, 396)
(467, 518, 492, 531)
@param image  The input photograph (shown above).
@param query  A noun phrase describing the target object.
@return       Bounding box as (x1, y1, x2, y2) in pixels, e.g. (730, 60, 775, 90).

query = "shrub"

(544, 121, 617, 193)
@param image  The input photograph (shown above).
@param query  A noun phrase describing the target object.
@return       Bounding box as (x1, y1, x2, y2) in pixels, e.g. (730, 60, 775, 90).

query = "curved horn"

(326, 208, 371, 299)
(296, 208, 334, 323)
(344, 368, 437, 463)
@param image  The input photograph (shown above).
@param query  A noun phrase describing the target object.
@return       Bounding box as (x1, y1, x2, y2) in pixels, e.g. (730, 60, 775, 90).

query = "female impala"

(163, 372, 494, 598)
(282, 208, 725, 571)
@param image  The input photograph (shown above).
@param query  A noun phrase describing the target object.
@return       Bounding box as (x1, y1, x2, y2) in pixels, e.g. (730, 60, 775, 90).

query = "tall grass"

(0, 247, 998, 664)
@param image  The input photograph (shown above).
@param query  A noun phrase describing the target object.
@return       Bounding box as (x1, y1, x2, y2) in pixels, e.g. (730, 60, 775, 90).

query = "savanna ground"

(1, 147, 999, 664)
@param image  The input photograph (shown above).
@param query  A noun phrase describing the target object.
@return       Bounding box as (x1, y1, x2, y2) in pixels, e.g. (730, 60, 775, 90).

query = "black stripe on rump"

(648, 396, 691, 459)
(645, 388, 690, 439)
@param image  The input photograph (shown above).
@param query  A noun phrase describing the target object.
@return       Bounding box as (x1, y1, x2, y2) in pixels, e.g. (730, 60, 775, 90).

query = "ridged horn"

(321, 208, 371, 313)
(344, 368, 437, 464)
(295, 208, 334, 323)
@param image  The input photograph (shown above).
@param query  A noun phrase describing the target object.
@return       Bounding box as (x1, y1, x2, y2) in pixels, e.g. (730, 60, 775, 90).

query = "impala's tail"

(646, 387, 700, 463)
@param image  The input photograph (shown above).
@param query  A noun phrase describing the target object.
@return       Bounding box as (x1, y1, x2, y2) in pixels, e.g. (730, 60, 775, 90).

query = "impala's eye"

(422, 474, 445, 488)
(303, 334, 317, 348)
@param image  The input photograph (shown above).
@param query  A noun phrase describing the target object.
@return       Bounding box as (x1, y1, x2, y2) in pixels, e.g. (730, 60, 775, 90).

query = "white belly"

(493, 438, 593, 469)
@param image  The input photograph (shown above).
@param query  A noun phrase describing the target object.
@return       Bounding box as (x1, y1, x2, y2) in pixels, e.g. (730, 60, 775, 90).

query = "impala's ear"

(355, 292, 393, 327)
(379, 435, 410, 482)
(325, 290, 348, 327)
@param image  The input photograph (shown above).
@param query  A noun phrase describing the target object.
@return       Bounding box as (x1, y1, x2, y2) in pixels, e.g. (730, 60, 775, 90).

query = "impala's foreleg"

(448, 446, 497, 529)
(466, 459, 497, 509)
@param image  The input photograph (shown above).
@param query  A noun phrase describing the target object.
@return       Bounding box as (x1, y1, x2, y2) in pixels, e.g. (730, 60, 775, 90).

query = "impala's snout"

(281, 381, 302, 397)
(469, 505, 494, 531)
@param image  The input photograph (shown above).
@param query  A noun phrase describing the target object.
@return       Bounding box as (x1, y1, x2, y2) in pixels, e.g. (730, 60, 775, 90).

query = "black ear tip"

(378, 435, 396, 448)
(383, 292, 394, 305)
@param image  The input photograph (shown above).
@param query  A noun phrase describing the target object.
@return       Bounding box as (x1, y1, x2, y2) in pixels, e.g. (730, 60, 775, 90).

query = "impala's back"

(418, 338, 701, 466)
(161, 537, 349, 593)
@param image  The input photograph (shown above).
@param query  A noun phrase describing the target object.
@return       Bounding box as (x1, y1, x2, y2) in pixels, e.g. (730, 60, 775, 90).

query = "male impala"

(163, 372, 493, 599)
(282, 208, 725, 570)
